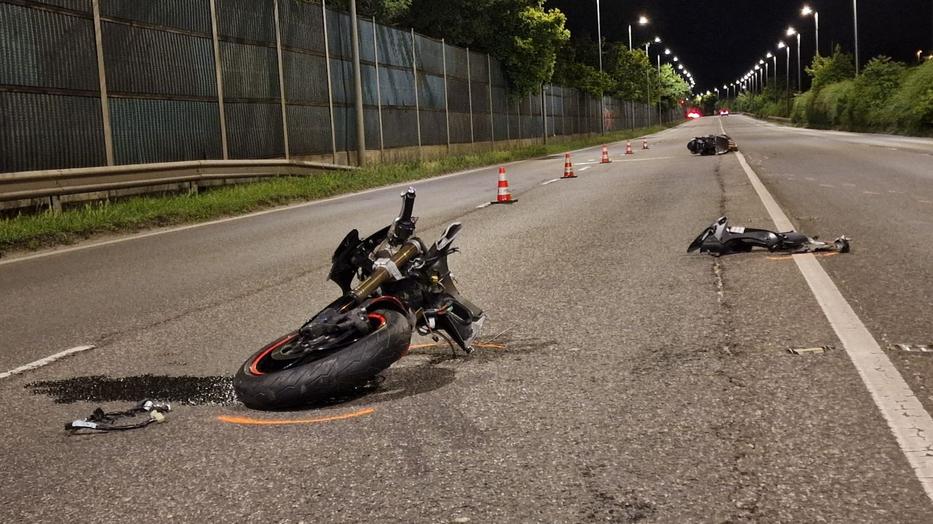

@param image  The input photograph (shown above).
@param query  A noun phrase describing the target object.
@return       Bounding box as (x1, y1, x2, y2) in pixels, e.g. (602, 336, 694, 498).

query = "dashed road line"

(0, 345, 96, 380)
(819, 184, 835, 188)
(735, 150, 933, 502)
(541, 179, 561, 186)
(579, 166, 591, 172)
(476, 202, 492, 209)
(863, 191, 881, 195)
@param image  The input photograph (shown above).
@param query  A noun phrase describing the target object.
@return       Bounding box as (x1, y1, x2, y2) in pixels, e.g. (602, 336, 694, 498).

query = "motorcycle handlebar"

(398, 188, 416, 224)
(390, 188, 417, 246)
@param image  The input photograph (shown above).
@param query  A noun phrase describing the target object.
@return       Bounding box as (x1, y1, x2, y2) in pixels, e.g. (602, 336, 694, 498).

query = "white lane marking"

(819, 184, 836, 188)
(735, 150, 933, 502)
(541, 178, 561, 186)
(843, 183, 857, 187)
(0, 345, 95, 380)
(919, 200, 932, 204)
(475, 202, 492, 209)
(805, 177, 816, 182)
(579, 166, 591, 172)
(863, 191, 881, 195)
(619, 156, 673, 163)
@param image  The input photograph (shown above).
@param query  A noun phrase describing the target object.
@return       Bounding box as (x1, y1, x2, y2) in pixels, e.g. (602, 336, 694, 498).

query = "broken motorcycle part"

(687, 134, 738, 156)
(688, 216, 851, 256)
(65, 400, 171, 433)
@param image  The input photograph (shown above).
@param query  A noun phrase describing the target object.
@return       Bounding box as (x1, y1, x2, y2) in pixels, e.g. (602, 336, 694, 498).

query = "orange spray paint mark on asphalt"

(408, 342, 507, 350)
(217, 407, 375, 426)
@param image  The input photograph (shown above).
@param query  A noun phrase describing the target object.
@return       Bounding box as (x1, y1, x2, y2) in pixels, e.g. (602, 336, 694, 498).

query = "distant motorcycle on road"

(233, 188, 485, 410)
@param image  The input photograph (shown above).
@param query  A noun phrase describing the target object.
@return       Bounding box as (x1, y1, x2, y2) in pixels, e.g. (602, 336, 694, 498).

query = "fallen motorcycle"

(687, 134, 737, 155)
(233, 188, 485, 410)
(688, 216, 851, 256)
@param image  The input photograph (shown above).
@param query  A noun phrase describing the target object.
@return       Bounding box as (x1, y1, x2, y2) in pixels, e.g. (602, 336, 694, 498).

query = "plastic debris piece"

(65, 400, 171, 433)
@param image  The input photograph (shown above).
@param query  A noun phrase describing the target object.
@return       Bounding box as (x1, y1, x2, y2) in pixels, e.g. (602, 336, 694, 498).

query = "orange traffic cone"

(562, 153, 577, 179)
(625, 141, 634, 155)
(600, 145, 611, 164)
(491, 167, 517, 204)
(642, 139, 649, 150)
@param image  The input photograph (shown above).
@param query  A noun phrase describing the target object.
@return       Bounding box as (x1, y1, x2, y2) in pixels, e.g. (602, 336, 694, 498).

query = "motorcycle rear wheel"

(233, 310, 411, 410)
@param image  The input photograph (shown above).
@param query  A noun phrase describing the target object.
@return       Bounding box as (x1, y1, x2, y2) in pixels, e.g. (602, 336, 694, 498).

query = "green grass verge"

(0, 125, 673, 255)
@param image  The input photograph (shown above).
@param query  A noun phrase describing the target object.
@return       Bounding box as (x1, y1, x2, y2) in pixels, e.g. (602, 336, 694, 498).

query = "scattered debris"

(687, 134, 738, 155)
(688, 216, 851, 256)
(891, 344, 933, 353)
(788, 345, 833, 355)
(65, 400, 171, 433)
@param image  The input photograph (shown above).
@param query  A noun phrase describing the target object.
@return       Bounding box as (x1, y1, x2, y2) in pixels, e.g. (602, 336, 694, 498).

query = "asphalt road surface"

(2, 115, 932, 522)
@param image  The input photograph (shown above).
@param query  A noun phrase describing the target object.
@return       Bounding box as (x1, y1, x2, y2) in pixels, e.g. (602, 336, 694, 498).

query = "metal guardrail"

(0, 159, 354, 204)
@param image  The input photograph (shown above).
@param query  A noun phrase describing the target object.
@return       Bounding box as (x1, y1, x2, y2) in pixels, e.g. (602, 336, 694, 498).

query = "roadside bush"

(884, 60, 933, 135)
(806, 45, 856, 89)
(810, 80, 855, 128)
(791, 90, 814, 124)
(849, 57, 907, 130)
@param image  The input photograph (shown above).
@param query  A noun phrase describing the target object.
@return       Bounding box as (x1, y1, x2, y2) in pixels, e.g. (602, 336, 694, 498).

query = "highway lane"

(0, 131, 684, 371)
(722, 114, 933, 417)
(1, 117, 932, 521)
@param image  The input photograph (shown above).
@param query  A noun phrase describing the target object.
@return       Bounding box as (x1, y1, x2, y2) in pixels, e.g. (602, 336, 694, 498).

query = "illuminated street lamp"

(629, 15, 649, 50)
(801, 5, 820, 56)
(767, 52, 776, 85)
(787, 27, 801, 91)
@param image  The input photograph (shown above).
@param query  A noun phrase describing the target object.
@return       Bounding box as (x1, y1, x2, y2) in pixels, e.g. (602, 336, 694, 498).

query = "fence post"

(373, 17, 384, 152)
(273, 0, 289, 159)
(208, 0, 228, 159)
(410, 29, 422, 158)
(321, 0, 337, 164)
(486, 54, 494, 146)
(541, 85, 547, 145)
(91, 0, 114, 166)
(516, 93, 522, 141)
(441, 39, 450, 152)
(349, 0, 366, 166)
(466, 48, 474, 145)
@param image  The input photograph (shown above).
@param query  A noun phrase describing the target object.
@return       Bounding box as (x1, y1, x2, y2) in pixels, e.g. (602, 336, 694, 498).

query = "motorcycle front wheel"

(233, 310, 411, 410)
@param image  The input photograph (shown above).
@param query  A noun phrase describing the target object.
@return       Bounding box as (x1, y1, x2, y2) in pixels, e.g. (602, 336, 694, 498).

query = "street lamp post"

(787, 27, 800, 92)
(802, 5, 820, 56)
(769, 52, 776, 85)
(852, 0, 860, 74)
(596, 0, 604, 133)
(643, 37, 660, 126)
(628, 15, 648, 130)
(779, 40, 790, 113)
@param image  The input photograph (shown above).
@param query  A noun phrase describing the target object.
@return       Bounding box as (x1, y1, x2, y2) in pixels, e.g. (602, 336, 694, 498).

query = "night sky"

(546, 1, 932, 92)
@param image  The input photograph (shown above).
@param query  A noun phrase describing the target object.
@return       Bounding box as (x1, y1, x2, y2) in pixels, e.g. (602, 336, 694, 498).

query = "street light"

(768, 52, 776, 85)
(801, 5, 820, 56)
(629, 15, 648, 50)
(787, 27, 801, 92)
(852, 0, 859, 74)
(778, 40, 790, 112)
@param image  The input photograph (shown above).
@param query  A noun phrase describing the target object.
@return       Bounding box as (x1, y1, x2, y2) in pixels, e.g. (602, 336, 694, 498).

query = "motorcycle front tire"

(233, 310, 411, 410)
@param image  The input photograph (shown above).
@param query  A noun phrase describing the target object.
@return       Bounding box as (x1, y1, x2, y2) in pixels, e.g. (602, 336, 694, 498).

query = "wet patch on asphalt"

(26, 335, 547, 411)
(27, 375, 237, 405)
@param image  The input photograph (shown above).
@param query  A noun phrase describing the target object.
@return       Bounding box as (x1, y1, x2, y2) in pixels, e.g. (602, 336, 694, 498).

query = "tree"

(400, 0, 569, 95)
(657, 63, 689, 109)
(806, 44, 856, 89)
(607, 45, 654, 103)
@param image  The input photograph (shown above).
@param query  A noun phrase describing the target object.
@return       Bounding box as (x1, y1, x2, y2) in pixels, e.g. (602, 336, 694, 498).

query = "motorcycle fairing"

(328, 226, 390, 293)
(688, 216, 851, 256)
